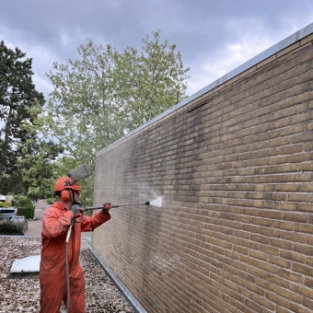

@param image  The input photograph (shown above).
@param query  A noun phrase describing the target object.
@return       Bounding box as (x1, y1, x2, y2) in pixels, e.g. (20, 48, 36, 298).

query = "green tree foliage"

(0, 201, 11, 208)
(44, 41, 118, 169)
(20, 139, 64, 200)
(18, 101, 64, 200)
(0, 41, 63, 200)
(112, 31, 190, 131)
(44, 31, 190, 177)
(0, 172, 22, 196)
(0, 41, 44, 182)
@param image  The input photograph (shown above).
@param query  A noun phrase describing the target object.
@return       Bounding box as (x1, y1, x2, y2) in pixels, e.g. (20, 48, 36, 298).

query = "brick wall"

(93, 34, 313, 313)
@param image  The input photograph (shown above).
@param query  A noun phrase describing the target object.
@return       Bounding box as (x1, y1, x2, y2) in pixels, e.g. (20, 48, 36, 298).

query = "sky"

(1, 0, 313, 99)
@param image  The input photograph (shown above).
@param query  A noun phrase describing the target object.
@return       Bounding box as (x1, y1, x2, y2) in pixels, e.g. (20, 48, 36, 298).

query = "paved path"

(25, 209, 44, 236)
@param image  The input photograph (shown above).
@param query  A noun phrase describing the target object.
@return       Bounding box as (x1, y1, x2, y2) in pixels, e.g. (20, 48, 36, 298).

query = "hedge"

(17, 207, 35, 220)
(0, 220, 27, 235)
(12, 196, 35, 220)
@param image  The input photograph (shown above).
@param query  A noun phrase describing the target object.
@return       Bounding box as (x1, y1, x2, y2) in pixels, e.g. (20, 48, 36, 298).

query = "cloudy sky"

(1, 0, 313, 99)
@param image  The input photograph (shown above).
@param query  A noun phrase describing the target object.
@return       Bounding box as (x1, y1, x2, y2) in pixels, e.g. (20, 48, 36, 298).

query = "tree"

(0, 41, 62, 199)
(19, 139, 64, 201)
(44, 30, 190, 174)
(112, 30, 190, 131)
(17, 99, 64, 200)
(44, 42, 118, 170)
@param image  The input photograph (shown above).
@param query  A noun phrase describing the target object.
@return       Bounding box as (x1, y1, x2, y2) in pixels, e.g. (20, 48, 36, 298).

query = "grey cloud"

(0, 0, 312, 96)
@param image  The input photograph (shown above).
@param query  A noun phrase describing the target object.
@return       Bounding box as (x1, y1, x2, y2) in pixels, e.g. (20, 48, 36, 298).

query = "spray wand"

(84, 201, 150, 211)
(72, 202, 151, 222)
(84, 196, 162, 212)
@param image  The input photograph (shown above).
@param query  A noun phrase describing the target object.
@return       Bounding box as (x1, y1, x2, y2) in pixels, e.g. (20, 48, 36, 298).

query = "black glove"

(102, 203, 112, 215)
(71, 204, 84, 218)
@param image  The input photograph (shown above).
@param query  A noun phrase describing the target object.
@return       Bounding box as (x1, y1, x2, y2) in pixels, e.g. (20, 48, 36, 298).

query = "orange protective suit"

(39, 201, 110, 313)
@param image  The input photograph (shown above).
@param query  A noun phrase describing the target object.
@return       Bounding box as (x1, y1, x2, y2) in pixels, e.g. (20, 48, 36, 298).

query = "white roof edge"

(96, 22, 313, 156)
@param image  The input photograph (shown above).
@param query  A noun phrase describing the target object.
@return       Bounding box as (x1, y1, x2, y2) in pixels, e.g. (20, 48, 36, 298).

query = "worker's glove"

(102, 203, 112, 215)
(71, 204, 84, 218)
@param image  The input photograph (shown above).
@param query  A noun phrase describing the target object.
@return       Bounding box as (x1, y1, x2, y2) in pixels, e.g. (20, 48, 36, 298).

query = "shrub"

(0, 201, 11, 208)
(46, 197, 55, 205)
(12, 196, 35, 220)
(18, 207, 35, 220)
(12, 196, 32, 207)
(0, 220, 27, 235)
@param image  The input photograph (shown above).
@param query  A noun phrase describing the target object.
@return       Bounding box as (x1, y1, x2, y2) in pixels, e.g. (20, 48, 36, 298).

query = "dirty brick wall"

(93, 32, 313, 313)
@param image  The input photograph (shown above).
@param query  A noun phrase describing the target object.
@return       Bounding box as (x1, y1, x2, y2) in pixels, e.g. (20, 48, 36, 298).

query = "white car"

(0, 207, 18, 220)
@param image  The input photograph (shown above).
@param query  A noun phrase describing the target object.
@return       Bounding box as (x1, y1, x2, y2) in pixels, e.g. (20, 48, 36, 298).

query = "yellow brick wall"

(93, 37, 313, 313)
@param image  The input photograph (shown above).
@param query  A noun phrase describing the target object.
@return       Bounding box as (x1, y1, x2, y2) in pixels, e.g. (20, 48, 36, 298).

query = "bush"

(12, 196, 33, 207)
(0, 201, 12, 208)
(0, 219, 27, 235)
(12, 196, 35, 219)
(46, 197, 55, 205)
(18, 207, 35, 219)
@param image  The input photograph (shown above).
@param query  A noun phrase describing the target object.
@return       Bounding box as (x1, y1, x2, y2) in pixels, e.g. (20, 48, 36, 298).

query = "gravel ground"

(0, 237, 135, 313)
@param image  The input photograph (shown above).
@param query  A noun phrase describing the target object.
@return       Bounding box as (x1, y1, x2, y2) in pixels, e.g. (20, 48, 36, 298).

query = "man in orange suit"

(40, 176, 112, 313)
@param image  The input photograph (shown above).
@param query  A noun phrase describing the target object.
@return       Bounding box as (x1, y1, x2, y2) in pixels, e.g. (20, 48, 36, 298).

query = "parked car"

(0, 207, 18, 220)
(10, 215, 25, 223)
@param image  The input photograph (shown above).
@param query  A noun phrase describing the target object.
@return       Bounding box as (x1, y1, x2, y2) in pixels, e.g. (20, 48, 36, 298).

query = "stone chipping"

(0, 237, 135, 313)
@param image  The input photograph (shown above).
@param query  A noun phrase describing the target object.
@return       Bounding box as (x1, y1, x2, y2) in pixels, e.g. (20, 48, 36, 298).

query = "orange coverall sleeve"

(42, 208, 75, 238)
(80, 210, 111, 232)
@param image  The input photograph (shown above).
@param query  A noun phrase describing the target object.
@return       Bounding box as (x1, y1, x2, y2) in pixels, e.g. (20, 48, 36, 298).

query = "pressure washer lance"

(85, 201, 150, 210)
(66, 201, 150, 223)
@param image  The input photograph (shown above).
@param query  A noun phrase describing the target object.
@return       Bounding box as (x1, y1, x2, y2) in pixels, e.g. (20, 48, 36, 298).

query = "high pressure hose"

(65, 220, 74, 313)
